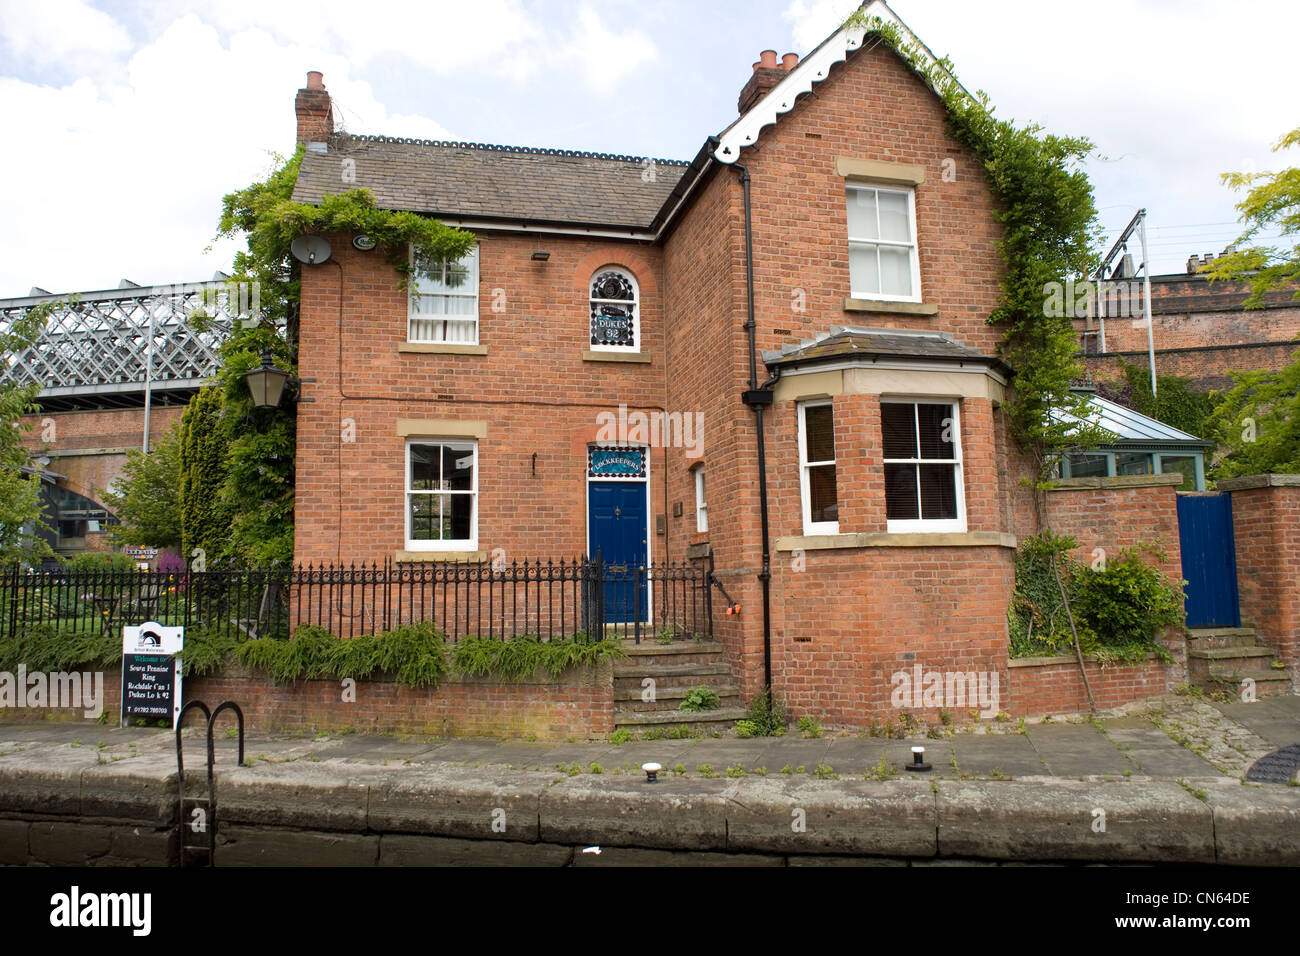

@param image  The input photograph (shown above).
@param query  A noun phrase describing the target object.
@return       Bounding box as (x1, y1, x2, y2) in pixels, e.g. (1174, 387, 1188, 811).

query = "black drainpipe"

(727, 150, 775, 693)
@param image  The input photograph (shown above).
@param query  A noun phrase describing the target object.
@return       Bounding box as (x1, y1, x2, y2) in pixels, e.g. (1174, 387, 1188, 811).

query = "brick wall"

(295, 233, 671, 567)
(0, 663, 616, 740)
(1077, 275, 1300, 391)
(21, 405, 186, 509)
(1008, 657, 1174, 716)
(1222, 476, 1300, 673)
(1007, 474, 1190, 709)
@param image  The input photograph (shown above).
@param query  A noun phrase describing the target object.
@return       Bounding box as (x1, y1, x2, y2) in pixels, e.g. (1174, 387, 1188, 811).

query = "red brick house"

(287, 1, 1128, 723)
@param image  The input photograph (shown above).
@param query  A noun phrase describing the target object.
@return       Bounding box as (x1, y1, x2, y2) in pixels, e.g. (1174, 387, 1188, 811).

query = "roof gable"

(713, 0, 962, 165)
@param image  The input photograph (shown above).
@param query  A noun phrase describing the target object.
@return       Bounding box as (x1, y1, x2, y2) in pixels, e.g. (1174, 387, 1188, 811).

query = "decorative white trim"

(713, 0, 951, 165)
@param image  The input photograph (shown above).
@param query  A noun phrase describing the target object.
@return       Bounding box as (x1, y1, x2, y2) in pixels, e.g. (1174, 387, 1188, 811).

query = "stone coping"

(1215, 474, 1300, 491)
(582, 350, 652, 364)
(1047, 474, 1184, 491)
(397, 343, 489, 355)
(842, 297, 939, 316)
(774, 531, 1016, 551)
(2, 750, 1295, 864)
(394, 550, 488, 563)
(1009, 651, 1169, 668)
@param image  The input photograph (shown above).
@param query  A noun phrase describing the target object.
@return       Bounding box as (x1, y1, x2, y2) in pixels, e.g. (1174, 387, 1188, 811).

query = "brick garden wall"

(1008, 474, 1190, 712)
(0, 663, 616, 740)
(1222, 476, 1300, 674)
(1007, 656, 1174, 716)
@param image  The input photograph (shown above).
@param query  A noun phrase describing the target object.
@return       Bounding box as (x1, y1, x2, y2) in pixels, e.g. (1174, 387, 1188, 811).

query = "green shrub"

(798, 715, 823, 739)
(0, 624, 122, 672)
(452, 634, 624, 681)
(67, 552, 140, 573)
(740, 688, 787, 737)
(174, 626, 241, 677)
(678, 686, 720, 713)
(1009, 535, 1183, 662)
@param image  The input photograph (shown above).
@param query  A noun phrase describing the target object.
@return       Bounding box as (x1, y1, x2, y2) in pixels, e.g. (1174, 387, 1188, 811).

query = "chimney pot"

(295, 72, 333, 145)
(752, 61, 763, 74)
(782, 52, 799, 70)
(759, 49, 778, 68)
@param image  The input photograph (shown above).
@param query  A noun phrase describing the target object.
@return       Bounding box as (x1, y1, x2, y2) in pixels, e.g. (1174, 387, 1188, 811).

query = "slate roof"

(763, 326, 1011, 375)
(292, 134, 691, 230)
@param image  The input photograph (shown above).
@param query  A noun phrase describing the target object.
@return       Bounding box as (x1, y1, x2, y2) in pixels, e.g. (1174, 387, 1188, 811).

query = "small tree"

(101, 419, 183, 550)
(1201, 126, 1300, 477)
(178, 386, 230, 564)
(0, 302, 56, 566)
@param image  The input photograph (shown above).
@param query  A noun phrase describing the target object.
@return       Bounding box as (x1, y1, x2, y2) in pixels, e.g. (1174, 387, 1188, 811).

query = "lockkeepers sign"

(120, 622, 183, 727)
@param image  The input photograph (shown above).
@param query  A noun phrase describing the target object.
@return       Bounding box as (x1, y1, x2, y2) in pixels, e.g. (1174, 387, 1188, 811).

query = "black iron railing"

(1, 557, 712, 645)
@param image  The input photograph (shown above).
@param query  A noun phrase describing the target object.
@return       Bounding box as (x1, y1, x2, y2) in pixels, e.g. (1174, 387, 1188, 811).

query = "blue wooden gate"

(1176, 494, 1240, 628)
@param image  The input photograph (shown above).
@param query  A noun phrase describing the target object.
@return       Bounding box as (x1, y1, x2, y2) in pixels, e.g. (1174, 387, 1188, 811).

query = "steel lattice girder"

(0, 281, 251, 398)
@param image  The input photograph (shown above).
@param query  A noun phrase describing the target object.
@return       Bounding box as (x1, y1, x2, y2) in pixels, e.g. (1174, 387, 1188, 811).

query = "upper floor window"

(409, 244, 479, 344)
(846, 185, 920, 302)
(881, 400, 965, 533)
(798, 401, 838, 535)
(589, 267, 639, 351)
(405, 439, 477, 551)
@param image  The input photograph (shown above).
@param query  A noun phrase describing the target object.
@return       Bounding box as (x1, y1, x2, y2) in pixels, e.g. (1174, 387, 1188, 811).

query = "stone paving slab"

(949, 735, 1047, 777)
(1024, 725, 1136, 776)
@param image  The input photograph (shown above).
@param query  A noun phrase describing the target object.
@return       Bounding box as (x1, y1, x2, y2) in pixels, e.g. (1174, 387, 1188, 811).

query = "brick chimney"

(295, 71, 332, 146)
(737, 50, 799, 114)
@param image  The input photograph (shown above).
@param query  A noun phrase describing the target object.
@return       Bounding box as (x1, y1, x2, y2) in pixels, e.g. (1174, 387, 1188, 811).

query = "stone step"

(1206, 664, 1292, 682)
(615, 687, 742, 713)
(612, 661, 732, 679)
(1186, 627, 1261, 648)
(1188, 646, 1276, 661)
(613, 672, 738, 694)
(616, 642, 728, 666)
(614, 683, 741, 702)
(613, 707, 748, 731)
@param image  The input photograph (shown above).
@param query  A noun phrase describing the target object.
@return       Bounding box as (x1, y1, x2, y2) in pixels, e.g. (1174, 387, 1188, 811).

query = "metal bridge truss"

(0, 281, 250, 410)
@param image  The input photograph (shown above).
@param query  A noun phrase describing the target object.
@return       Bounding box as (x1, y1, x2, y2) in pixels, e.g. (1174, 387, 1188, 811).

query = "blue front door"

(589, 481, 648, 624)
(1177, 494, 1241, 628)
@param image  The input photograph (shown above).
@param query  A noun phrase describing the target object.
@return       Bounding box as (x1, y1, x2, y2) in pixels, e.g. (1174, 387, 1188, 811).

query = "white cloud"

(563, 5, 659, 94)
(0, 0, 133, 70)
(782, 0, 862, 53)
(0, 14, 452, 295)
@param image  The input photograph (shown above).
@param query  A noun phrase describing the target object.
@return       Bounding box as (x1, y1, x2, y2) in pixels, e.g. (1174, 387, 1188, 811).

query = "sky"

(0, 0, 1294, 297)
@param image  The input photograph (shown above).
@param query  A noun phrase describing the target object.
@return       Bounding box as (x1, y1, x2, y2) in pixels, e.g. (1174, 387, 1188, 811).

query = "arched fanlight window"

(589, 268, 639, 350)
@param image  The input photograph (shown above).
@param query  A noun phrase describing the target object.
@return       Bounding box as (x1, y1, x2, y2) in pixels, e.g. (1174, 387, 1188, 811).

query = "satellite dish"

(290, 235, 333, 265)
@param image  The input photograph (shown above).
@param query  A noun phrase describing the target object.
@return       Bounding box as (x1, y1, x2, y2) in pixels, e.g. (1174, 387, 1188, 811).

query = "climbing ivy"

(199, 147, 477, 565)
(178, 386, 230, 564)
(1095, 360, 1222, 440)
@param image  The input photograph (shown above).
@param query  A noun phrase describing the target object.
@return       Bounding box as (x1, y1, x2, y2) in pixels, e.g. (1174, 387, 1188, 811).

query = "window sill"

(399, 343, 488, 355)
(774, 531, 1015, 551)
(583, 350, 651, 364)
(395, 550, 486, 563)
(843, 298, 938, 316)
